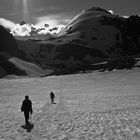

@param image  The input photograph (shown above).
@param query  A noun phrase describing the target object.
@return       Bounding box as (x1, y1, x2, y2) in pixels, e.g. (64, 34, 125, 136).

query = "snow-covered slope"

(58, 7, 112, 36)
(9, 57, 54, 77)
(1, 69, 140, 139)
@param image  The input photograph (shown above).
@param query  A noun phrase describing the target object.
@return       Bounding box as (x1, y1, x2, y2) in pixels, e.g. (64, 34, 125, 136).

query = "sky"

(0, 0, 140, 36)
(0, 0, 140, 25)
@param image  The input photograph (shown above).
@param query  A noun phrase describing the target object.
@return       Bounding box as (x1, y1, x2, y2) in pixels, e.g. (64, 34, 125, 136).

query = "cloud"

(11, 24, 32, 36)
(35, 6, 61, 12)
(38, 24, 65, 34)
(35, 8, 46, 12)
(0, 18, 16, 29)
(35, 14, 71, 27)
(0, 17, 66, 37)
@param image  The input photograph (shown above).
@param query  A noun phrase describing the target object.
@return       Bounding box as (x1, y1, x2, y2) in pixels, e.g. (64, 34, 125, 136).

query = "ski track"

(1, 70, 140, 139)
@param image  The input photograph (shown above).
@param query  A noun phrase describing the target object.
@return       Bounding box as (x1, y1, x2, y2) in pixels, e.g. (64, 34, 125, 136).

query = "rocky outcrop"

(0, 25, 18, 55)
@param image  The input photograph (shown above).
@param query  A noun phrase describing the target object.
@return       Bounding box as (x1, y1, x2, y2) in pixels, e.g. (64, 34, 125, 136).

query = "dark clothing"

(50, 92, 55, 98)
(50, 92, 55, 104)
(51, 98, 54, 104)
(21, 99, 33, 113)
(21, 99, 33, 124)
(24, 112, 30, 124)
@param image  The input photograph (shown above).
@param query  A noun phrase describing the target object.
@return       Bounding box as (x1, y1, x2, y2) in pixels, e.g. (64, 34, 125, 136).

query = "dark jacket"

(21, 99, 33, 114)
(50, 92, 55, 98)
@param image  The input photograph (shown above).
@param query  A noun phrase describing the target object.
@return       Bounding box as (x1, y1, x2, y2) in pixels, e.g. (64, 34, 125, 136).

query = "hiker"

(21, 95, 33, 125)
(50, 91, 55, 104)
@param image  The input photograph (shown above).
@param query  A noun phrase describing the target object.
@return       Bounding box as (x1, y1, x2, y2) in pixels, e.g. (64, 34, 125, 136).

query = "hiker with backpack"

(50, 91, 55, 104)
(21, 95, 33, 125)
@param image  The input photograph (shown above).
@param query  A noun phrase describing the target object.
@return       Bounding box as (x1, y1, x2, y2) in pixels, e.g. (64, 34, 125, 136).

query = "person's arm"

(30, 101, 33, 114)
(21, 101, 24, 112)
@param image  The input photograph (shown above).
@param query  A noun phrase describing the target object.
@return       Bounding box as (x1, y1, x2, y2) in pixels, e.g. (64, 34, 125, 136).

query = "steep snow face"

(58, 6, 112, 36)
(84, 6, 111, 13)
(58, 7, 122, 51)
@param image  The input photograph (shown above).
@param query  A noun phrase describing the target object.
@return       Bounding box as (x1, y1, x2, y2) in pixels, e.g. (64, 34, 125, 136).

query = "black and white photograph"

(0, 0, 140, 139)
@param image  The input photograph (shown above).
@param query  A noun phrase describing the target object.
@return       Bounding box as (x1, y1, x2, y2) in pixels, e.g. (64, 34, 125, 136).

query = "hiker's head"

(25, 95, 29, 100)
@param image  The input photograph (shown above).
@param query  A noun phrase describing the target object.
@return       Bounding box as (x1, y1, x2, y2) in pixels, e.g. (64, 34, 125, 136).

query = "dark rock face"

(0, 26, 27, 77)
(0, 25, 27, 60)
(0, 66, 6, 78)
(99, 15, 140, 55)
(0, 25, 18, 55)
(54, 43, 106, 61)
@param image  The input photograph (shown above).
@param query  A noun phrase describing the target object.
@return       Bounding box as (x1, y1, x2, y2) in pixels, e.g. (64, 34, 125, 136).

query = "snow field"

(0, 69, 140, 139)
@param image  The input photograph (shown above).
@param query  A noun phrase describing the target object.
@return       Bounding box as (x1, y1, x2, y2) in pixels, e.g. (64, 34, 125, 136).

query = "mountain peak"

(85, 6, 111, 14)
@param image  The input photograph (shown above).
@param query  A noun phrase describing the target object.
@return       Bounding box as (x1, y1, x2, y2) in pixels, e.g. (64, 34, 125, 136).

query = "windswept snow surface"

(1, 69, 140, 139)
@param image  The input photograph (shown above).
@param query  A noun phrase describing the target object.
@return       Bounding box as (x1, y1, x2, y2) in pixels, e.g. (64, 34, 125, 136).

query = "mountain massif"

(0, 7, 140, 78)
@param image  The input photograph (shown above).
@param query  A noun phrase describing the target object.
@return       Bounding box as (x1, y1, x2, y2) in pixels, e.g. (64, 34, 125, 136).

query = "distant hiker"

(21, 95, 33, 125)
(50, 91, 55, 104)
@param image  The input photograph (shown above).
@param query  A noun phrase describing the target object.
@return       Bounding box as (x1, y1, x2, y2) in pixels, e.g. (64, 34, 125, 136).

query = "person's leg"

(51, 97, 54, 104)
(24, 112, 29, 125)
